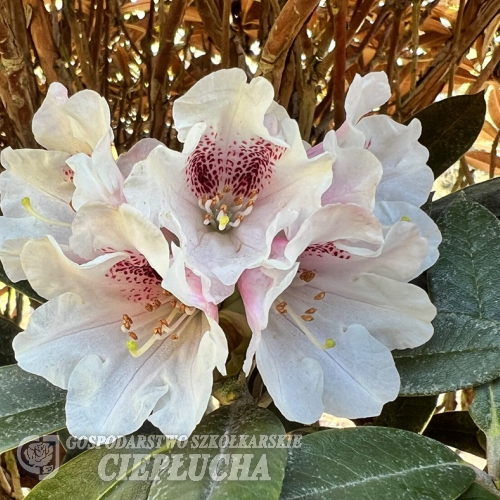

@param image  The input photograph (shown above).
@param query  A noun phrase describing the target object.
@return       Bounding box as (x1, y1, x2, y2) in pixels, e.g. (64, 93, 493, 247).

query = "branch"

(150, 0, 188, 140)
(258, 0, 320, 95)
(0, 0, 39, 148)
(333, 0, 348, 129)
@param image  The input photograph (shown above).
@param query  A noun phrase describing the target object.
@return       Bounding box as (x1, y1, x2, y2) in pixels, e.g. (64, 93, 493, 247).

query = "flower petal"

(32, 83, 112, 155)
(358, 116, 434, 207)
(257, 308, 399, 421)
(67, 136, 126, 210)
(375, 201, 441, 273)
(117, 138, 163, 178)
(336, 72, 391, 148)
(321, 132, 382, 211)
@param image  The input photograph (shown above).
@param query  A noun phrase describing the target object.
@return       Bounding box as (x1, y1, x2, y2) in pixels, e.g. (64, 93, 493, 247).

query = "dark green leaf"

(408, 92, 486, 178)
(149, 404, 288, 500)
(394, 200, 500, 395)
(280, 427, 475, 499)
(470, 378, 500, 479)
(0, 261, 44, 303)
(458, 483, 500, 499)
(432, 178, 500, 221)
(0, 365, 66, 453)
(373, 395, 438, 433)
(424, 411, 485, 458)
(25, 436, 166, 500)
(0, 316, 21, 367)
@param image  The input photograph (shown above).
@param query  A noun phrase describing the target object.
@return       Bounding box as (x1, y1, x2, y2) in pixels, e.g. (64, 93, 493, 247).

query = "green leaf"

(280, 427, 475, 500)
(394, 200, 500, 395)
(408, 92, 486, 178)
(0, 261, 44, 303)
(26, 438, 167, 500)
(0, 316, 21, 367)
(424, 411, 485, 458)
(458, 483, 500, 499)
(470, 378, 500, 479)
(432, 178, 500, 221)
(373, 395, 438, 433)
(0, 365, 66, 453)
(149, 404, 288, 500)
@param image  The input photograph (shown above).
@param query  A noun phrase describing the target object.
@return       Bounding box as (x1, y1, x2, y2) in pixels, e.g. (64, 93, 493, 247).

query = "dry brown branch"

(258, 0, 320, 95)
(0, 0, 39, 148)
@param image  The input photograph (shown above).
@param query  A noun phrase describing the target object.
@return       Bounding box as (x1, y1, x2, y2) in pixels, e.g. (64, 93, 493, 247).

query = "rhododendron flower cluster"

(0, 68, 440, 439)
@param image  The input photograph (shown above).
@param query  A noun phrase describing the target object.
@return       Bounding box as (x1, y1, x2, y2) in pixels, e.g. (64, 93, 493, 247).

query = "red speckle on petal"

(103, 248, 163, 302)
(186, 134, 286, 198)
(303, 242, 352, 260)
(63, 167, 74, 182)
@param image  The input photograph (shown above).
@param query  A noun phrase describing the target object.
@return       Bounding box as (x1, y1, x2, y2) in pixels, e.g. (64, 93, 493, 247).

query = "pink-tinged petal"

(117, 138, 163, 178)
(148, 315, 228, 436)
(283, 272, 435, 351)
(257, 307, 399, 421)
(14, 292, 225, 439)
(67, 136, 126, 211)
(238, 265, 298, 374)
(336, 72, 391, 149)
(321, 131, 382, 211)
(70, 202, 170, 279)
(358, 116, 434, 207)
(270, 204, 384, 270)
(375, 201, 441, 274)
(174, 68, 278, 144)
(0, 148, 75, 280)
(1, 147, 74, 204)
(302, 220, 429, 284)
(124, 145, 188, 227)
(32, 83, 112, 155)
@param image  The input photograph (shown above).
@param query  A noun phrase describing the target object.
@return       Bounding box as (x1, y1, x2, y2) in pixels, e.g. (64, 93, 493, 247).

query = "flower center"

(198, 186, 258, 231)
(123, 291, 199, 357)
(275, 295, 335, 351)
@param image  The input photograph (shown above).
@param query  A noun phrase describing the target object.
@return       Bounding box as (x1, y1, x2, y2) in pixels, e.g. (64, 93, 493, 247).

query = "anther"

(170, 299, 177, 308)
(301, 314, 314, 322)
(153, 298, 161, 309)
(154, 327, 162, 335)
(314, 292, 326, 300)
(299, 270, 316, 282)
(234, 196, 243, 206)
(128, 331, 138, 340)
(123, 314, 133, 324)
(223, 185, 231, 193)
(162, 289, 172, 296)
(145, 303, 154, 312)
(305, 308, 317, 314)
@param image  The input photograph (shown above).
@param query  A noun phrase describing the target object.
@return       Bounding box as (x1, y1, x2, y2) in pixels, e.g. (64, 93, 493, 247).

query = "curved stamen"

(276, 296, 335, 351)
(21, 197, 72, 228)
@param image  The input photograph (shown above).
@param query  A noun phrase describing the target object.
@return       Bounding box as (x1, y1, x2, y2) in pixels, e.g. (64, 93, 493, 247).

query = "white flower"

(0, 83, 160, 281)
(236, 73, 441, 423)
(124, 68, 335, 303)
(14, 202, 228, 439)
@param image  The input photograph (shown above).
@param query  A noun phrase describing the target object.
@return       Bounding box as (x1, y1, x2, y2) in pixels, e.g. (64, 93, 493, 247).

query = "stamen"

(299, 270, 316, 282)
(223, 185, 231, 193)
(234, 196, 243, 206)
(21, 198, 72, 228)
(277, 296, 335, 351)
(127, 333, 162, 358)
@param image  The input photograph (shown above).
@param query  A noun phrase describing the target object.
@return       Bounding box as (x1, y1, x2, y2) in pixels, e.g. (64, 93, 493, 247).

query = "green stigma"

(400, 215, 411, 222)
(127, 340, 138, 355)
(324, 338, 336, 349)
